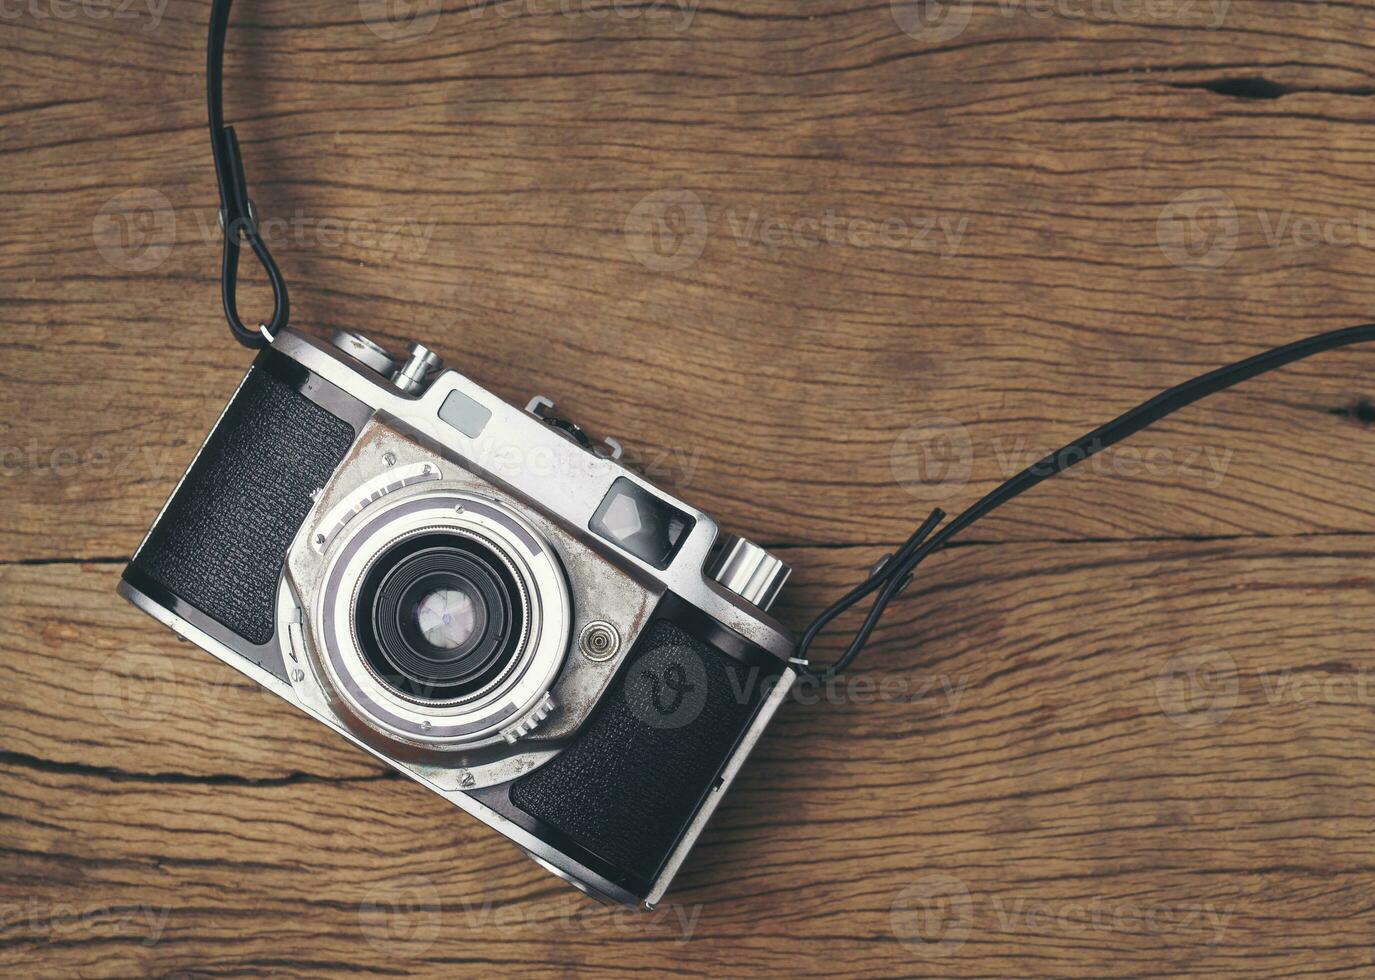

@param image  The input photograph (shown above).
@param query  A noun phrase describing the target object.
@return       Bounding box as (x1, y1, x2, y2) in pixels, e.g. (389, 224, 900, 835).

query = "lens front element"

(358, 534, 524, 702)
(414, 586, 480, 650)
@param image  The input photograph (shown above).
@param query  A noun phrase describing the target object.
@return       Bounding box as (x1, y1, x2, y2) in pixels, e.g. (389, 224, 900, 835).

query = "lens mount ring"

(311, 488, 571, 749)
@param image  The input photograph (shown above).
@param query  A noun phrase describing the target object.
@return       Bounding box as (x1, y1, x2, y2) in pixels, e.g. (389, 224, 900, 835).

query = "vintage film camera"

(119, 327, 797, 907)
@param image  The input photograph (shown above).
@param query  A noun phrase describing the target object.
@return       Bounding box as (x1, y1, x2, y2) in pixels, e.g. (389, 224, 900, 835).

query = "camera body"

(118, 327, 797, 907)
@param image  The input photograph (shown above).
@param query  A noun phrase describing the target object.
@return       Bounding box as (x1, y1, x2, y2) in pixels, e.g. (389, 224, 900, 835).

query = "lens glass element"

(354, 532, 525, 702)
(414, 587, 481, 650)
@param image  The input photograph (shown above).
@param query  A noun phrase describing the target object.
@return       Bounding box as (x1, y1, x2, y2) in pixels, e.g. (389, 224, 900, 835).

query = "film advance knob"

(708, 536, 792, 612)
(392, 343, 444, 395)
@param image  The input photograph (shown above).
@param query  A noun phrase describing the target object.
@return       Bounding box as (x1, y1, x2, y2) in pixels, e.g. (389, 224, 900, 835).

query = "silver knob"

(330, 329, 398, 376)
(708, 536, 791, 612)
(392, 343, 443, 394)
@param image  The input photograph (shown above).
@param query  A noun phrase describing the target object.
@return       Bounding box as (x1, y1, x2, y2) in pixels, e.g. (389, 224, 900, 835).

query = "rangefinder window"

(589, 478, 695, 570)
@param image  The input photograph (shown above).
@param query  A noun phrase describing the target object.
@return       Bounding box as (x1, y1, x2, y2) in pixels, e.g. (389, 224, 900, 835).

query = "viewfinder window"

(589, 478, 695, 569)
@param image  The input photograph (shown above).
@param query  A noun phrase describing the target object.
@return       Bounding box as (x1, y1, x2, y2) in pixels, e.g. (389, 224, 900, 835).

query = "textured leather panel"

(129, 354, 357, 646)
(510, 620, 768, 881)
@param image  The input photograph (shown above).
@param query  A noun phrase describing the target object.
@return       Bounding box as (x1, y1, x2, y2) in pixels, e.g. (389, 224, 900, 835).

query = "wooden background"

(3, 0, 1375, 975)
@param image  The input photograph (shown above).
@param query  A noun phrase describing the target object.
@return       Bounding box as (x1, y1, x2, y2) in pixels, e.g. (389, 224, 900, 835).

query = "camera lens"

(354, 532, 525, 702)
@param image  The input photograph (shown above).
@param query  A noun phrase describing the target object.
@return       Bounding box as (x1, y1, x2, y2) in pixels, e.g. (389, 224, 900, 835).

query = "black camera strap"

(209, 0, 287, 347)
(205, 0, 1374, 678)
(796, 323, 1375, 678)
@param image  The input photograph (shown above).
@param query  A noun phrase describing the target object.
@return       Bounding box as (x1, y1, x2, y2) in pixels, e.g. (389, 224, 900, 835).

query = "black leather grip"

(510, 620, 775, 883)
(126, 352, 357, 646)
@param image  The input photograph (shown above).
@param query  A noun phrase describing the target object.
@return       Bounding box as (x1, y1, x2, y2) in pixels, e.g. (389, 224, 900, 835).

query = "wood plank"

(2, 541, 1373, 976)
(4, 3, 1375, 559)
(5, 0, 1375, 975)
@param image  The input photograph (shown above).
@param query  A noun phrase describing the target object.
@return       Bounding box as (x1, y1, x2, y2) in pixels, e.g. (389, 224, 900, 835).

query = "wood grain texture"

(3, 0, 1375, 976)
